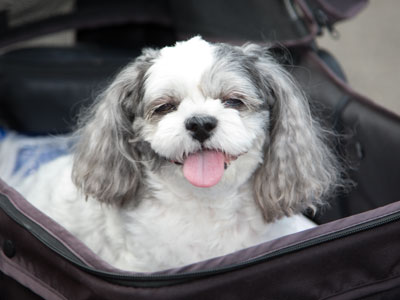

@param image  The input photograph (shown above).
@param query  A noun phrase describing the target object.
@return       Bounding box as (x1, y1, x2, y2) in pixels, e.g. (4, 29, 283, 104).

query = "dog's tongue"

(183, 150, 225, 188)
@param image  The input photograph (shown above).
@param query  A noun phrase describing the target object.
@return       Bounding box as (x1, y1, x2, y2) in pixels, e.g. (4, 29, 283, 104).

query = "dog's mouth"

(172, 149, 240, 188)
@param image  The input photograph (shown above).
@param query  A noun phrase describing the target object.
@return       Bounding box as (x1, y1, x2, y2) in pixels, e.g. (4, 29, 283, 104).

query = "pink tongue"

(183, 150, 225, 188)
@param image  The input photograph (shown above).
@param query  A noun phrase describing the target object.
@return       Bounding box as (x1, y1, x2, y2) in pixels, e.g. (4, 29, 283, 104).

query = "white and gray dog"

(13, 37, 340, 272)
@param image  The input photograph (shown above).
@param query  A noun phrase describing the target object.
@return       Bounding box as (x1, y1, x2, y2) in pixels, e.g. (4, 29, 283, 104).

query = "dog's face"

(73, 37, 339, 221)
(140, 37, 269, 189)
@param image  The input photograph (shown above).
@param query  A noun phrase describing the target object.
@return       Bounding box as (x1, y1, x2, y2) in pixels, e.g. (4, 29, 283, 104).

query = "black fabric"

(338, 100, 400, 219)
(0, 0, 173, 49)
(0, 272, 44, 300)
(0, 47, 134, 134)
(291, 50, 400, 223)
(0, 0, 368, 49)
(169, 0, 310, 44)
(75, 0, 177, 49)
(317, 49, 347, 81)
(0, 0, 311, 48)
(359, 285, 400, 300)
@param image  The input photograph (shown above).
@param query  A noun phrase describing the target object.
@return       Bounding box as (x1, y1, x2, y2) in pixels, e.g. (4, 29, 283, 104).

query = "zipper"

(1, 192, 400, 288)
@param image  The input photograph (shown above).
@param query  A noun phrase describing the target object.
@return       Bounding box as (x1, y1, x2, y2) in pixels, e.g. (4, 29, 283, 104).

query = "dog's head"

(72, 37, 339, 221)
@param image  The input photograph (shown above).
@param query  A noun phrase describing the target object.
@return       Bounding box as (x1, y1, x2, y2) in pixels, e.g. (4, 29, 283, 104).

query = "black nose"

(185, 115, 218, 143)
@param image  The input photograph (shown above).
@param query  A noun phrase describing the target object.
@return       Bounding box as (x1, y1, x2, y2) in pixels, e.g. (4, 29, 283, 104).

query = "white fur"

(144, 37, 215, 101)
(15, 155, 315, 272)
(8, 37, 331, 273)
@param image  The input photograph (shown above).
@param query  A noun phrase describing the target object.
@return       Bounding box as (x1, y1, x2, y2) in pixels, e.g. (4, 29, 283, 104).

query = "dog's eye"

(223, 98, 244, 109)
(154, 103, 176, 115)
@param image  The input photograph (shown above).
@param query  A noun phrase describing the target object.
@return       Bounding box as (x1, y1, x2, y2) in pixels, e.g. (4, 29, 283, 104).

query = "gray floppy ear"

(72, 50, 157, 205)
(248, 45, 340, 221)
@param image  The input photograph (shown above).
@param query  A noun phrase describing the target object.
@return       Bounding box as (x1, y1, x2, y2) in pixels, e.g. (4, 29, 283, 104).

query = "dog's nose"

(185, 115, 218, 143)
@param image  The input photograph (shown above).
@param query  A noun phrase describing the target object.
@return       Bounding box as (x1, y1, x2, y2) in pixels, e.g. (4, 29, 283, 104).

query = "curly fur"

(10, 37, 341, 272)
(243, 44, 340, 221)
(72, 49, 158, 206)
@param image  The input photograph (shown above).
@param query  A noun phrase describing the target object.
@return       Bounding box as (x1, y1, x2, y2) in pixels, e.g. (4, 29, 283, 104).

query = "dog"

(11, 37, 340, 272)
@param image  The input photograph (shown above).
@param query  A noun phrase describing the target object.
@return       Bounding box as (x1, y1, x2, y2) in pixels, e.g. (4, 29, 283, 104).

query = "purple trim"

(316, 0, 369, 22)
(1, 180, 400, 298)
(307, 51, 400, 120)
(1, 177, 400, 276)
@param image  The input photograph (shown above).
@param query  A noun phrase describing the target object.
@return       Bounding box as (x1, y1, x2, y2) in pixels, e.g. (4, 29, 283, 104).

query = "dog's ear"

(72, 50, 157, 205)
(246, 45, 340, 221)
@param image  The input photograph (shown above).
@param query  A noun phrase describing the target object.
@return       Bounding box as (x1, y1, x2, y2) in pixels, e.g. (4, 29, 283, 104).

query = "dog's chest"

(116, 191, 267, 271)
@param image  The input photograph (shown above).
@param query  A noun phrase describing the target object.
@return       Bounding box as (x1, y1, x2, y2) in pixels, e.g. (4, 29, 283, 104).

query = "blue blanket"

(0, 129, 73, 184)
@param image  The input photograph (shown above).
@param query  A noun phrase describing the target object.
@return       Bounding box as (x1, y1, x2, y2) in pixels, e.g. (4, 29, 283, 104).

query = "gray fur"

(209, 43, 275, 110)
(207, 43, 341, 221)
(241, 44, 341, 221)
(72, 49, 159, 205)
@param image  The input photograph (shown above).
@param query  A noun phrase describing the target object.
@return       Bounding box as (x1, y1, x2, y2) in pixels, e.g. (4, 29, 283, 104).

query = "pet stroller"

(1, 0, 400, 299)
